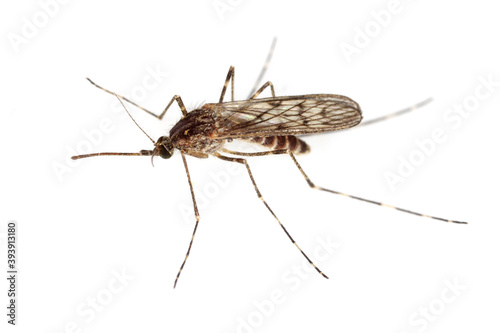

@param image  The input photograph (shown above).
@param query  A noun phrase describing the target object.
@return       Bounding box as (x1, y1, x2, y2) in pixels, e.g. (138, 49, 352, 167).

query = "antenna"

(71, 89, 155, 160)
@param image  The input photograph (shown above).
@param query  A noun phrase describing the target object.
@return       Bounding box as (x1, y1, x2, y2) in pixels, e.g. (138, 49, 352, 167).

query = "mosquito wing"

(207, 94, 362, 139)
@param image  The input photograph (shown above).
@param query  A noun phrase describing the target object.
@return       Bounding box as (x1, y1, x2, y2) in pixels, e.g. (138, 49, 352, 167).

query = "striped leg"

(221, 148, 467, 224)
(86, 78, 188, 118)
(287, 151, 468, 224)
(72, 95, 157, 160)
(173, 152, 201, 288)
(219, 38, 278, 103)
(214, 152, 329, 279)
(218, 67, 276, 103)
(218, 66, 236, 103)
(249, 81, 276, 99)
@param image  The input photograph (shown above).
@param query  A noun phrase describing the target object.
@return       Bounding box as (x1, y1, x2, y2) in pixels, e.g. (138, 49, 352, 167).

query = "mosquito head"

(154, 136, 174, 159)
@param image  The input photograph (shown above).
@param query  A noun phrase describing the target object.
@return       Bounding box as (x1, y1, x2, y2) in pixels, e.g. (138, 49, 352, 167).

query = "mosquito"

(72, 44, 467, 288)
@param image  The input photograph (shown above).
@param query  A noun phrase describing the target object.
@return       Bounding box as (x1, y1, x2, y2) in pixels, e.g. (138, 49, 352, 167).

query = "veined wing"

(207, 94, 362, 139)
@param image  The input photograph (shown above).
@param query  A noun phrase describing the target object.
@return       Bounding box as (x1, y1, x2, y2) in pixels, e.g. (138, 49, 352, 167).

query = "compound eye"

(159, 145, 172, 159)
(155, 136, 174, 159)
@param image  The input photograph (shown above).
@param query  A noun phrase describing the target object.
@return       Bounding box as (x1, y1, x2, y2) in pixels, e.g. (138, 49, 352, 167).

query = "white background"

(1, 0, 499, 332)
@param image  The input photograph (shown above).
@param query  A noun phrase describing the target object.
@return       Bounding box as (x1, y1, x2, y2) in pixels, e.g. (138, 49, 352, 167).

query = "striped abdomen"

(248, 135, 310, 154)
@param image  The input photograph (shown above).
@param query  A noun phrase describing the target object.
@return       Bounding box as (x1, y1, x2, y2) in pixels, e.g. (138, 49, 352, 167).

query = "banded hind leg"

(219, 38, 278, 103)
(214, 151, 329, 279)
(287, 152, 468, 224)
(218, 66, 276, 103)
(221, 148, 468, 224)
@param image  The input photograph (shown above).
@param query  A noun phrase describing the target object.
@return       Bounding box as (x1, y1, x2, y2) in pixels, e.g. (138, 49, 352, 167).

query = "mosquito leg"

(71, 150, 153, 160)
(287, 151, 468, 224)
(86, 78, 188, 119)
(249, 81, 276, 99)
(218, 67, 275, 102)
(247, 37, 278, 99)
(214, 152, 329, 279)
(221, 148, 288, 157)
(173, 152, 201, 288)
(72, 96, 156, 160)
(222, 148, 466, 224)
(219, 66, 235, 103)
(356, 97, 433, 128)
(219, 38, 278, 103)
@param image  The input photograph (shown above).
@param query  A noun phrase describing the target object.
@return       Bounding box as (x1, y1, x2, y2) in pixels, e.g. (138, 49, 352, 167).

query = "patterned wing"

(208, 94, 362, 139)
